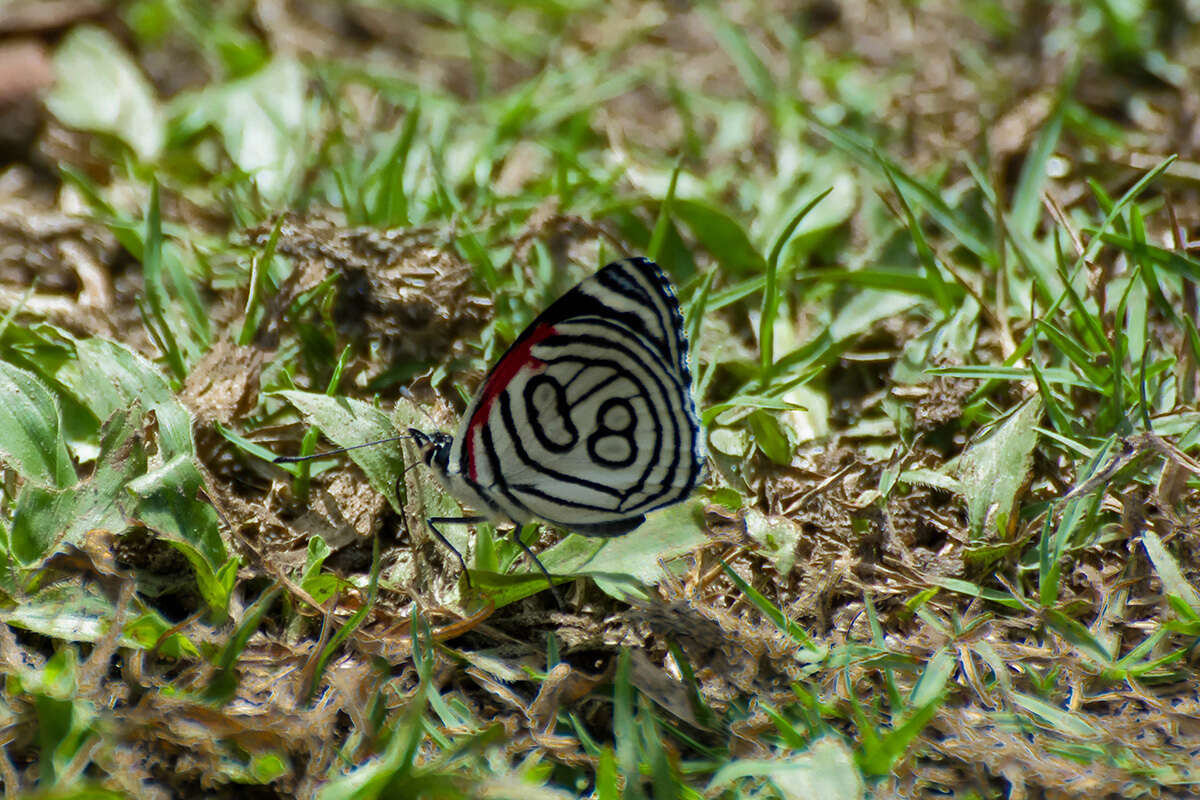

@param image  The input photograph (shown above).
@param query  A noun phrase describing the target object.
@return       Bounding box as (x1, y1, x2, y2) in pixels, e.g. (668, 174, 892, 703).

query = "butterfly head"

(407, 428, 452, 475)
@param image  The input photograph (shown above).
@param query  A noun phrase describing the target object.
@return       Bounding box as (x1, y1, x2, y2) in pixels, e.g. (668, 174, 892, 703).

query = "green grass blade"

(647, 162, 680, 263)
(613, 649, 646, 800)
(142, 182, 187, 381)
(237, 213, 283, 346)
(1010, 87, 1067, 236)
(718, 559, 819, 651)
(205, 586, 281, 703)
(760, 186, 833, 381)
(375, 102, 420, 227)
(878, 158, 953, 314)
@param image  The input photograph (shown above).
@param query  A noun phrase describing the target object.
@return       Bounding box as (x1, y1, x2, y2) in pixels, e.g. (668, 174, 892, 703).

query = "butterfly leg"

(426, 518, 564, 609)
(426, 516, 487, 591)
(509, 524, 564, 610)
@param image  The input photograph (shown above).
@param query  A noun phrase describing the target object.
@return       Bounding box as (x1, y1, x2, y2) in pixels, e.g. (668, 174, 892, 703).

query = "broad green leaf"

(1044, 609, 1115, 667)
(47, 26, 164, 160)
(171, 59, 307, 202)
(708, 737, 864, 800)
(0, 581, 196, 656)
(122, 611, 199, 658)
(708, 424, 750, 458)
(302, 535, 333, 583)
(748, 408, 793, 465)
(275, 390, 407, 513)
(829, 290, 922, 343)
(673, 199, 765, 275)
(300, 536, 342, 603)
(56, 338, 194, 460)
(0, 361, 75, 488)
(124, 455, 233, 618)
(943, 396, 1041, 540)
(563, 499, 707, 581)
(8, 405, 147, 566)
(471, 499, 708, 608)
(249, 753, 292, 785)
(1010, 692, 1101, 739)
(126, 456, 226, 569)
(743, 508, 801, 576)
(908, 646, 955, 708)
(9, 485, 78, 566)
(1142, 528, 1200, 614)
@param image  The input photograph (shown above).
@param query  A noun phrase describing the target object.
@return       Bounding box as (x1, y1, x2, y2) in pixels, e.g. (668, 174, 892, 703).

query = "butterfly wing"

(443, 257, 704, 534)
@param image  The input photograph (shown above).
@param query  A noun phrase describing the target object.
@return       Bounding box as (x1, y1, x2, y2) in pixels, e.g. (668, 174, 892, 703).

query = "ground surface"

(1, 1, 1200, 798)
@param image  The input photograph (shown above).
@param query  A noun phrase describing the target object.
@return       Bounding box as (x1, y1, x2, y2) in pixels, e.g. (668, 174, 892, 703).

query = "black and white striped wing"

(444, 257, 704, 536)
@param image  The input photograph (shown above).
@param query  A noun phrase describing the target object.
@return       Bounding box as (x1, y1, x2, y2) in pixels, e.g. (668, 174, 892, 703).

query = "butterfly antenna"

(273, 434, 413, 464)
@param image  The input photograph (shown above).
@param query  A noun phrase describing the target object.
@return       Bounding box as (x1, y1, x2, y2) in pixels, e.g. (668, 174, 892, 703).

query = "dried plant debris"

(0, 39, 53, 161)
(509, 204, 616, 271)
(0, 177, 122, 335)
(245, 214, 491, 364)
(627, 596, 802, 702)
(277, 469, 387, 555)
(180, 338, 267, 427)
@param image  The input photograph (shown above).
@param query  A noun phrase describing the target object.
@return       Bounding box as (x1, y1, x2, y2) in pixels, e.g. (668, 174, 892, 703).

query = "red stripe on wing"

(466, 323, 557, 481)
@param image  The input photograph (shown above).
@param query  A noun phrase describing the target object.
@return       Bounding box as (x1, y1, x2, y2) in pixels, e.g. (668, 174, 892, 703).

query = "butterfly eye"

(404, 428, 446, 469)
(423, 432, 452, 471)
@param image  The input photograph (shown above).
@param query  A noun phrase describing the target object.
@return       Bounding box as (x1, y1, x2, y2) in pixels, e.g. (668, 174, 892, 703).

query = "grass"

(2, 1, 1200, 797)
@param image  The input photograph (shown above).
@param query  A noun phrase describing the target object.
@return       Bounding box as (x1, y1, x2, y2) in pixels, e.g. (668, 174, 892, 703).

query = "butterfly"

(408, 257, 705, 586)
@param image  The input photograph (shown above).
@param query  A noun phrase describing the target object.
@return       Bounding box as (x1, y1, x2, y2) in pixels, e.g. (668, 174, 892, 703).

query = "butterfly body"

(413, 257, 704, 540)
